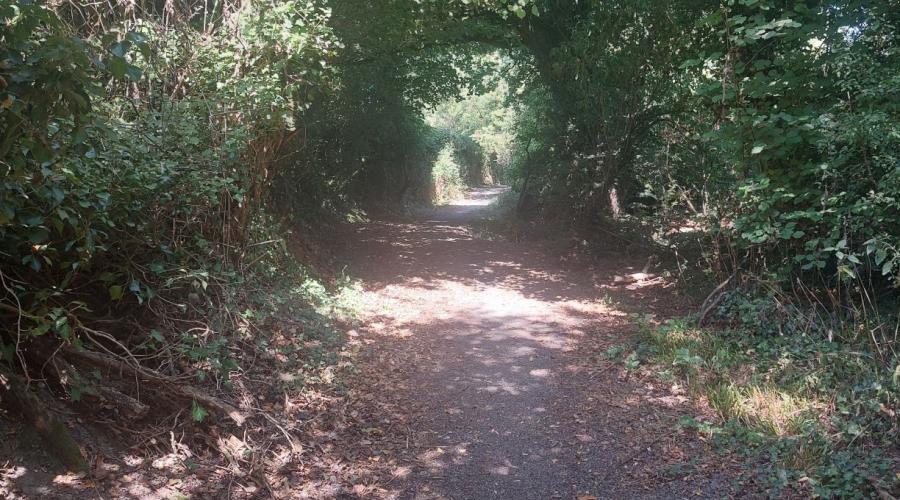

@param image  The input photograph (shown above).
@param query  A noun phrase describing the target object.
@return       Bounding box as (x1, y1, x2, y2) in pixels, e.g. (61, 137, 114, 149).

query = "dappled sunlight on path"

(330, 187, 731, 499)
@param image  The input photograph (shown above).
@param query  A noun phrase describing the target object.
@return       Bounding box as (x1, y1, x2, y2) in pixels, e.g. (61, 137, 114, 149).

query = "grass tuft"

(623, 314, 899, 498)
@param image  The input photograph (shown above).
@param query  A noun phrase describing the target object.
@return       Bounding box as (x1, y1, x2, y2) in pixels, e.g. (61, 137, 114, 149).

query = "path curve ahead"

(335, 187, 730, 499)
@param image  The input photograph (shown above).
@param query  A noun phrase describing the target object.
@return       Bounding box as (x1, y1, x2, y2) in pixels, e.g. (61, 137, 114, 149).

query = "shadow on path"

(334, 188, 732, 499)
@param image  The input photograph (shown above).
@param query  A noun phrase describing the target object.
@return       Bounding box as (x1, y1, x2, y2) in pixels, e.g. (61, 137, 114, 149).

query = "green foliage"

(267, 0, 506, 212)
(432, 145, 465, 204)
(634, 316, 899, 498)
(496, 0, 698, 219)
(690, 0, 900, 291)
(0, 1, 97, 166)
(426, 55, 519, 185)
(2, 0, 897, 483)
(457, 0, 900, 325)
(190, 400, 209, 423)
(0, 0, 350, 423)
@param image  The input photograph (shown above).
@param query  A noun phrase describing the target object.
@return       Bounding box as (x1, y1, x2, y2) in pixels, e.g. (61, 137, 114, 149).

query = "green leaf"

(124, 64, 142, 81)
(0, 340, 13, 362)
(21, 255, 41, 271)
(108, 57, 127, 79)
(31, 323, 51, 336)
(109, 42, 126, 57)
(149, 329, 165, 343)
(191, 400, 209, 422)
(19, 213, 44, 226)
(99, 272, 118, 282)
(24, 227, 49, 243)
(108, 285, 123, 300)
(0, 205, 14, 224)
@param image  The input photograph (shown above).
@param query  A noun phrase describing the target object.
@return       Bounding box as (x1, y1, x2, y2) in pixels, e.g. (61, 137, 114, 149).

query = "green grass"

(620, 316, 899, 498)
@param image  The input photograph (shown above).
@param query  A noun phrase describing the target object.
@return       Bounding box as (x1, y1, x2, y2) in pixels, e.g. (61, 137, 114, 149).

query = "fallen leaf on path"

(575, 434, 594, 443)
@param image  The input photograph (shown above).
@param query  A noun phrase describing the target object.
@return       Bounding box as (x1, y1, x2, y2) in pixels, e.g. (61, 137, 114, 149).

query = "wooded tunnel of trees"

(1, 0, 898, 497)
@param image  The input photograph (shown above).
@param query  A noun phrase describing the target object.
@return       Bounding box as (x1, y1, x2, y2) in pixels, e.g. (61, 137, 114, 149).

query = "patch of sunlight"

(4, 465, 26, 479)
(650, 394, 690, 408)
(485, 259, 521, 268)
(489, 465, 511, 475)
(450, 189, 505, 207)
(740, 385, 821, 437)
(560, 299, 621, 316)
(417, 447, 449, 473)
(391, 466, 411, 479)
(709, 384, 823, 437)
(647, 324, 703, 357)
(344, 207, 369, 223)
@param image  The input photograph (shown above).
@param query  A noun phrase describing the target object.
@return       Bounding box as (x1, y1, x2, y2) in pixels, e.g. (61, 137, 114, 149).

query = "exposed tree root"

(0, 365, 88, 472)
(63, 347, 247, 425)
(48, 355, 149, 419)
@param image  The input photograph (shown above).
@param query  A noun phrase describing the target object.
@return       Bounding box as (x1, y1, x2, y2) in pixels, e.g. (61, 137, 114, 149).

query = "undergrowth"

(431, 144, 466, 205)
(237, 264, 362, 390)
(611, 304, 899, 498)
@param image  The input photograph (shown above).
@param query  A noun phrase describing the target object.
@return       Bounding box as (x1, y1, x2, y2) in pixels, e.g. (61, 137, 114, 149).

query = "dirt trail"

(334, 188, 733, 499)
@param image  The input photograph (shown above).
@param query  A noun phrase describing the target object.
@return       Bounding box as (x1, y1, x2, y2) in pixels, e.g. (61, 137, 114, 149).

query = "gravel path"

(336, 188, 734, 499)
